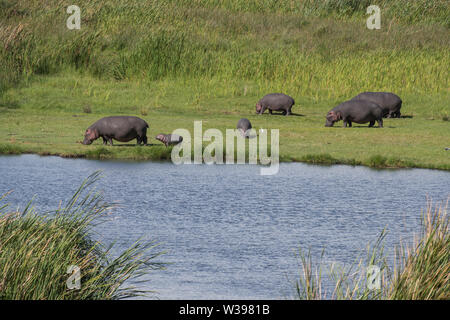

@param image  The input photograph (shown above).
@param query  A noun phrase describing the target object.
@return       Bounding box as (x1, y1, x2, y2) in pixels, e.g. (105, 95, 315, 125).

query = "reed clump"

(295, 199, 449, 300)
(0, 172, 165, 299)
(1, 0, 448, 98)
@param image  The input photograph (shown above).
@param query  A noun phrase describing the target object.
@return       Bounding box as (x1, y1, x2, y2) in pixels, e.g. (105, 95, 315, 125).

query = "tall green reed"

(0, 171, 166, 299)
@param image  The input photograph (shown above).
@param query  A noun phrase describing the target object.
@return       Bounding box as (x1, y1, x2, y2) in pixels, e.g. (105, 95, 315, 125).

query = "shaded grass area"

(0, 172, 166, 300)
(295, 199, 449, 300)
(0, 73, 449, 170)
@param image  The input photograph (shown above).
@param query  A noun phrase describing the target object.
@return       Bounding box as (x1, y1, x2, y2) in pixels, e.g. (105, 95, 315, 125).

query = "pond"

(0, 155, 449, 299)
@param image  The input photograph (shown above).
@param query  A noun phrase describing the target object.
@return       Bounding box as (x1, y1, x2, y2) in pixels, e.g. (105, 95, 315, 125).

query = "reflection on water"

(0, 155, 449, 299)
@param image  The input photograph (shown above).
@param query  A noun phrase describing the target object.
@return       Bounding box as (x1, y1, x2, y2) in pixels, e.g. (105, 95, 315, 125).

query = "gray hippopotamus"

(155, 134, 183, 147)
(237, 118, 252, 138)
(325, 100, 383, 128)
(256, 93, 295, 116)
(351, 92, 402, 118)
(83, 116, 149, 146)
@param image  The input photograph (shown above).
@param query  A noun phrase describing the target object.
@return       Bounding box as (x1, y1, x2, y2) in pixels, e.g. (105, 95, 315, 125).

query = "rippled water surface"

(0, 155, 449, 299)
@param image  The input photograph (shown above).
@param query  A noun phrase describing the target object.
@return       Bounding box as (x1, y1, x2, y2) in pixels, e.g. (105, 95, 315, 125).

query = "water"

(0, 155, 449, 299)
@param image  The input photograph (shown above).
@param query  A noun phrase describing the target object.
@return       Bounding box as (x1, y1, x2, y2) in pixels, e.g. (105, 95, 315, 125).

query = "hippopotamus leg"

(369, 121, 375, 127)
(102, 137, 108, 145)
(348, 121, 352, 127)
(107, 137, 113, 146)
(269, 109, 273, 115)
(135, 127, 147, 145)
(259, 105, 267, 115)
(377, 119, 383, 128)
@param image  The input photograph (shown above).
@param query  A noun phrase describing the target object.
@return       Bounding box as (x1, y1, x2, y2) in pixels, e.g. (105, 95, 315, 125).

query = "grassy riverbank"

(0, 0, 449, 169)
(0, 172, 165, 299)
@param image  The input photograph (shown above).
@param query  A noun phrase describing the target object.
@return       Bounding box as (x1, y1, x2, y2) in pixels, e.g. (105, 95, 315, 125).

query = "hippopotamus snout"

(325, 111, 340, 127)
(83, 128, 97, 145)
(82, 138, 93, 145)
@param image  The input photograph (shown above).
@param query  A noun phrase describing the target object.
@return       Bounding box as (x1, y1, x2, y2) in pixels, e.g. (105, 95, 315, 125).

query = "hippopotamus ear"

(326, 111, 334, 120)
(86, 128, 98, 140)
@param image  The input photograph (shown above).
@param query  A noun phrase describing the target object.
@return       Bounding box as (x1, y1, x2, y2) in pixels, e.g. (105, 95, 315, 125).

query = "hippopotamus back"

(83, 116, 149, 145)
(351, 92, 402, 118)
(325, 100, 383, 127)
(237, 118, 252, 137)
(256, 93, 295, 115)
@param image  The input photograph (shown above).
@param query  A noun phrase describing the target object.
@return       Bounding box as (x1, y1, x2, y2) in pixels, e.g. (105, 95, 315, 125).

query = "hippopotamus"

(155, 134, 183, 147)
(256, 93, 295, 116)
(325, 100, 383, 128)
(82, 116, 149, 146)
(237, 118, 252, 138)
(351, 92, 402, 118)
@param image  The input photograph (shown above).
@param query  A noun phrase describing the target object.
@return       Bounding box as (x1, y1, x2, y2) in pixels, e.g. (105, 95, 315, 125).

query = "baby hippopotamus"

(325, 100, 383, 128)
(256, 93, 295, 116)
(237, 118, 252, 138)
(155, 134, 183, 147)
(83, 116, 149, 146)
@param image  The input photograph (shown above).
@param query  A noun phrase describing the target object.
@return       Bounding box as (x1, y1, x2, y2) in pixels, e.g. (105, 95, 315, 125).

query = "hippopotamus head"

(325, 111, 341, 127)
(255, 103, 262, 114)
(82, 128, 98, 145)
(155, 134, 165, 142)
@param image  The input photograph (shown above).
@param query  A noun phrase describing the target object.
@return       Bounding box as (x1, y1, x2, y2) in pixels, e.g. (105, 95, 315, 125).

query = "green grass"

(295, 199, 449, 300)
(0, 0, 449, 169)
(0, 72, 449, 169)
(0, 172, 166, 299)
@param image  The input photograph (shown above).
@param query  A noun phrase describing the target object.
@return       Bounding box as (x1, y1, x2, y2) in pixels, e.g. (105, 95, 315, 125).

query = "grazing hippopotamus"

(82, 116, 149, 146)
(237, 118, 252, 138)
(155, 134, 183, 147)
(351, 92, 402, 118)
(256, 93, 295, 116)
(325, 100, 383, 128)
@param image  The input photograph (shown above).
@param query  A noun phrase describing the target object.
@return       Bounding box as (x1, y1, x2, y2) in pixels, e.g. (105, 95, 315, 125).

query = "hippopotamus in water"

(155, 134, 183, 147)
(351, 92, 402, 118)
(256, 93, 295, 116)
(82, 116, 149, 146)
(237, 118, 252, 138)
(325, 100, 383, 128)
